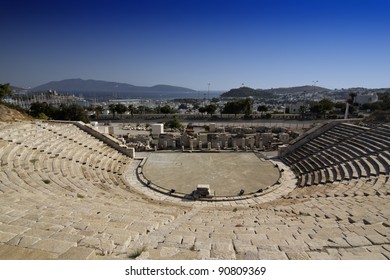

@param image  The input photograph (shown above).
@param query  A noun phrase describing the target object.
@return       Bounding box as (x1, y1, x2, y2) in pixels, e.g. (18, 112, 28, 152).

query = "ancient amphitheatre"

(0, 108, 390, 260)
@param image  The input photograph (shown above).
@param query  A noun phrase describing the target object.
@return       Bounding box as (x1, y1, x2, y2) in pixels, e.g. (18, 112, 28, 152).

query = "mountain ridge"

(31, 78, 196, 94)
(221, 85, 331, 98)
(7, 80, 390, 99)
(261, 85, 330, 94)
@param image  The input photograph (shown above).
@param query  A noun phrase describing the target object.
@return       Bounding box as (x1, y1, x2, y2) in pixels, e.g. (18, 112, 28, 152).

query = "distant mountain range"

(264, 85, 330, 95)
(8, 79, 390, 100)
(10, 85, 28, 92)
(30, 79, 196, 99)
(221, 85, 330, 98)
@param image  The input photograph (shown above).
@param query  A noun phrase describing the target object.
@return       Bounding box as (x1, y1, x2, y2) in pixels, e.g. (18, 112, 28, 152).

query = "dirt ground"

(0, 104, 32, 122)
(142, 152, 280, 196)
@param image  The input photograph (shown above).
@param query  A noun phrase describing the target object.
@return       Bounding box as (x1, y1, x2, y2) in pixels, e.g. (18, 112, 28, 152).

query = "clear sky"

(1, 0, 389, 91)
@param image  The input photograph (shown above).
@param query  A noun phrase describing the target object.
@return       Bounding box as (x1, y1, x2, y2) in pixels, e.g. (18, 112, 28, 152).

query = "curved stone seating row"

(0, 190, 182, 259)
(0, 122, 154, 199)
(1, 121, 389, 260)
(0, 121, 189, 259)
(283, 123, 385, 164)
(133, 172, 390, 260)
(295, 156, 389, 187)
(286, 175, 389, 200)
(283, 123, 370, 165)
(282, 123, 390, 186)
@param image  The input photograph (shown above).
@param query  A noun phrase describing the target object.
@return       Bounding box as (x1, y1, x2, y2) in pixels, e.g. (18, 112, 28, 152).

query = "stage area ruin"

(141, 152, 280, 196)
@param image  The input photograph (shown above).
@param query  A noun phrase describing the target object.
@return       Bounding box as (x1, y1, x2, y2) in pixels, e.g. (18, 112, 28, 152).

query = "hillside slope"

(32, 79, 195, 94)
(0, 104, 32, 122)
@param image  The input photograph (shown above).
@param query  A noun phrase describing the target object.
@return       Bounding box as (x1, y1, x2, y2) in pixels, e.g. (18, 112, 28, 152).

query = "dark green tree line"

(0, 83, 13, 100)
(222, 98, 253, 117)
(29, 102, 89, 123)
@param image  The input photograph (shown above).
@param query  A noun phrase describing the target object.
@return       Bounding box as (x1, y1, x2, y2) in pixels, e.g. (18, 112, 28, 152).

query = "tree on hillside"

(319, 98, 334, 118)
(57, 104, 89, 123)
(319, 98, 334, 111)
(348, 92, 357, 105)
(243, 98, 253, 116)
(0, 83, 13, 100)
(115, 104, 128, 116)
(222, 100, 243, 117)
(222, 98, 253, 117)
(128, 104, 135, 117)
(28, 102, 89, 122)
(95, 105, 104, 118)
(378, 95, 390, 110)
(221, 86, 273, 98)
(178, 103, 188, 110)
(136, 105, 154, 114)
(335, 102, 355, 114)
(309, 102, 323, 118)
(136, 105, 146, 115)
(257, 105, 268, 116)
(198, 107, 207, 115)
(299, 105, 307, 119)
(29, 102, 56, 119)
(159, 105, 175, 115)
(164, 115, 183, 130)
(310, 98, 334, 118)
(108, 104, 117, 118)
(205, 104, 217, 116)
(361, 93, 390, 112)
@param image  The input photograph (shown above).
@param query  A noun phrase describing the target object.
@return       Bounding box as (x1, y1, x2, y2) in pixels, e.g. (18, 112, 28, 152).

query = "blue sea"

(125, 91, 224, 100)
(81, 90, 224, 101)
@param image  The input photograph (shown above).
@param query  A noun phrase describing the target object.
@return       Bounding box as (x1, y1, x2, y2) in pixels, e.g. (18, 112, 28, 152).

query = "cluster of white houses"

(5, 90, 89, 109)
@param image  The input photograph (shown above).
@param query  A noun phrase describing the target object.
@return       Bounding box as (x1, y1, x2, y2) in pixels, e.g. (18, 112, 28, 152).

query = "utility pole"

(207, 83, 211, 100)
(344, 102, 349, 120)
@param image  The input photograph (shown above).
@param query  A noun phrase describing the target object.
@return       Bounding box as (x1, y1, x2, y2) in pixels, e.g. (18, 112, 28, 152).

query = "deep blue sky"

(1, 0, 389, 90)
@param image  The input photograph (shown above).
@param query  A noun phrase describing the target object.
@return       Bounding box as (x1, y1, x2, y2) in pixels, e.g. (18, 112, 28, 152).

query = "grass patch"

(42, 179, 50, 184)
(128, 247, 145, 259)
(29, 159, 38, 164)
(232, 208, 238, 212)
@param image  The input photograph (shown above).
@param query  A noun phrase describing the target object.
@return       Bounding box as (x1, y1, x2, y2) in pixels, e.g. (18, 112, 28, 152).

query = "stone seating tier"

(1, 121, 390, 260)
(282, 123, 390, 187)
